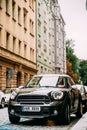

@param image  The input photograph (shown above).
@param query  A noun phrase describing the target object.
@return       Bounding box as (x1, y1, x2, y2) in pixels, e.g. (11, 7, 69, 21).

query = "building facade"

(53, 1, 66, 74)
(0, 0, 37, 90)
(36, 0, 66, 74)
(36, 0, 54, 74)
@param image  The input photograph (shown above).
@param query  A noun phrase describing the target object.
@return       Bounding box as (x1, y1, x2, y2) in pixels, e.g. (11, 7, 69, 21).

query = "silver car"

(0, 91, 5, 108)
(3, 88, 16, 105)
(76, 84, 87, 110)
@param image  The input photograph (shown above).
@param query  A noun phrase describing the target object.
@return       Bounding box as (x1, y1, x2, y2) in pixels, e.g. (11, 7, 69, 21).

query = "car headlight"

(51, 91, 63, 100)
(10, 91, 17, 100)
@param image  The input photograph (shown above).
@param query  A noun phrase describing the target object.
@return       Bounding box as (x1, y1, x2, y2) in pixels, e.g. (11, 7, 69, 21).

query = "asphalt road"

(0, 107, 80, 130)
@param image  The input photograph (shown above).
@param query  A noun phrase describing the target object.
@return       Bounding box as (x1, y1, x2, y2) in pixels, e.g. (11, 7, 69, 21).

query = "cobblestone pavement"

(0, 107, 79, 130)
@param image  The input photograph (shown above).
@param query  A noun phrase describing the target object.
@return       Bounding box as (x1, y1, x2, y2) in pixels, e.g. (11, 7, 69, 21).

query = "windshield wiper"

(40, 86, 54, 88)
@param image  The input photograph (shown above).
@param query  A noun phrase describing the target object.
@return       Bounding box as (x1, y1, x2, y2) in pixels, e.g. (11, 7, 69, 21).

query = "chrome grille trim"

(16, 95, 51, 105)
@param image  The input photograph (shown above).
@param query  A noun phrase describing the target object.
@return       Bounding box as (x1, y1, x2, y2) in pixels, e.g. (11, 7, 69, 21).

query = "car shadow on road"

(18, 114, 79, 127)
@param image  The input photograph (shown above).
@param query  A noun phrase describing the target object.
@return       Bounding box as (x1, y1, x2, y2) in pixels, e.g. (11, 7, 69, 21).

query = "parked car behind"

(8, 74, 83, 125)
(3, 88, 16, 105)
(84, 86, 87, 102)
(76, 84, 87, 110)
(0, 91, 5, 108)
(84, 86, 87, 92)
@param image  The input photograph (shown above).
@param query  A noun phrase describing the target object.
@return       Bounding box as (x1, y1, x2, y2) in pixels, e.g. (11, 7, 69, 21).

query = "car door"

(65, 77, 79, 111)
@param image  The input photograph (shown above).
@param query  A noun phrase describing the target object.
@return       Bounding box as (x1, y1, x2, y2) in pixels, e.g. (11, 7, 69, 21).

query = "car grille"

(16, 95, 51, 105)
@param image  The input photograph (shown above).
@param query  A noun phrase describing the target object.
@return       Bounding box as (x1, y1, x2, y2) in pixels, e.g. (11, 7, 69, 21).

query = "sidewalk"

(70, 112, 87, 130)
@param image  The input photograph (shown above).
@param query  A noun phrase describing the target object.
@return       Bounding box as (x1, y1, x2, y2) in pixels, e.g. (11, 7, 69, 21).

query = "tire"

(84, 101, 87, 113)
(76, 101, 83, 118)
(63, 105, 70, 125)
(1, 98, 5, 108)
(9, 114, 20, 124)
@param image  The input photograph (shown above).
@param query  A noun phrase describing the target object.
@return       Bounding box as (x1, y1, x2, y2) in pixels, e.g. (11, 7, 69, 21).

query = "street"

(0, 107, 80, 130)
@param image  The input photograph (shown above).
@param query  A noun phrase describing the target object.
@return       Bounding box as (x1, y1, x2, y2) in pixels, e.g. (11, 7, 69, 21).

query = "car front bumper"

(8, 101, 64, 118)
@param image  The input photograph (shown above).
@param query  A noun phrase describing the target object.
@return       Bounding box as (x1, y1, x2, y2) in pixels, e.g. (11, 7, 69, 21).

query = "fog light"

(54, 110, 58, 115)
(10, 109, 14, 114)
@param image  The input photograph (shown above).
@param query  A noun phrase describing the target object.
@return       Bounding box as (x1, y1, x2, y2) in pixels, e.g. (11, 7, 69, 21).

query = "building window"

(43, 11, 46, 22)
(5, 0, 10, 15)
(43, 44, 47, 52)
(24, 0, 27, 2)
(38, 2, 40, 13)
(49, 49, 51, 55)
(24, 44, 27, 57)
(6, 32, 10, 49)
(38, 40, 41, 48)
(43, 26, 47, 41)
(44, 68, 47, 73)
(30, 48, 34, 61)
(41, 66, 43, 73)
(0, 0, 2, 9)
(30, 19, 34, 36)
(38, 2, 41, 17)
(18, 6, 21, 25)
(38, 20, 41, 35)
(18, 40, 21, 54)
(29, 0, 34, 10)
(12, 0, 16, 20)
(6, 69, 9, 88)
(13, 37, 16, 52)
(24, 73, 27, 84)
(23, 8, 28, 31)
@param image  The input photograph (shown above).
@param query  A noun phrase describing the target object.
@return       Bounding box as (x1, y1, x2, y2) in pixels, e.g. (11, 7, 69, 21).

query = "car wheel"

(76, 101, 83, 118)
(63, 104, 70, 125)
(84, 100, 87, 112)
(1, 98, 5, 108)
(9, 114, 20, 124)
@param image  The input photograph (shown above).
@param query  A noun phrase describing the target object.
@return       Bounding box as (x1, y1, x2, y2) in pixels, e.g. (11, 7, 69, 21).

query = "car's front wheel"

(76, 101, 83, 118)
(9, 114, 20, 124)
(63, 104, 70, 125)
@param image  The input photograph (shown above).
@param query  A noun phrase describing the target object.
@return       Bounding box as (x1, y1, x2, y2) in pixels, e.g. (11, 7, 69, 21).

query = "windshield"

(25, 76, 59, 88)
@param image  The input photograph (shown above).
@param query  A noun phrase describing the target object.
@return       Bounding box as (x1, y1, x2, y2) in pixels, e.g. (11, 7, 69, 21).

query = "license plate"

(22, 106, 41, 112)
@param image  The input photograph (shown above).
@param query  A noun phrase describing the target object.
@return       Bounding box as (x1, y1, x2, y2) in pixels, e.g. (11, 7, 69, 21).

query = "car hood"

(16, 87, 68, 96)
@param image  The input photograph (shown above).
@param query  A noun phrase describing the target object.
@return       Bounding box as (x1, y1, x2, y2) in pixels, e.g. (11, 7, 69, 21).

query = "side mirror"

(58, 85, 65, 88)
(18, 86, 24, 89)
(72, 85, 77, 89)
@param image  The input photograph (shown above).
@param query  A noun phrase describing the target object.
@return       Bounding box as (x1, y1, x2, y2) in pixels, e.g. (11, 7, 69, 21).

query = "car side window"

(63, 77, 74, 88)
(67, 77, 74, 88)
(63, 78, 68, 88)
(57, 77, 65, 88)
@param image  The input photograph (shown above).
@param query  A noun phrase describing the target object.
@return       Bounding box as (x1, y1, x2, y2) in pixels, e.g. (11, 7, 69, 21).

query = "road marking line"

(0, 122, 11, 127)
(0, 122, 15, 130)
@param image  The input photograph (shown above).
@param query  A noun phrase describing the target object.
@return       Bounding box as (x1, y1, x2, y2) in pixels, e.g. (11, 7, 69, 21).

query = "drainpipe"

(54, 18, 57, 74)
(35, 0, 38, 74)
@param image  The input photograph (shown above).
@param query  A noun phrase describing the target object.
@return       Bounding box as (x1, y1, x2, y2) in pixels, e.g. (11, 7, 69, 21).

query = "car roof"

(76, 84, 83, 87)
(33, 74, 70, 78)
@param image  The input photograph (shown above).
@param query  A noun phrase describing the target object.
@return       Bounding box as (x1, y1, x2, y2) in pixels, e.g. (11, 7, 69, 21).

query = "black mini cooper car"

(8, 74, 83, 124)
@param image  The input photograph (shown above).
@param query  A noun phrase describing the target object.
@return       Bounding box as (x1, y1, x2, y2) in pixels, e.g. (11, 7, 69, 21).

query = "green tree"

(79, 60, 87, 85)
(66, 59, 78, 82)
(66, 39, 79, 82)
(66, 39, 79, 73)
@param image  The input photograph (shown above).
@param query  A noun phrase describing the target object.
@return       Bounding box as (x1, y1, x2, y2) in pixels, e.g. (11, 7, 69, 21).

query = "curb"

(70, 112, 87, 130)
